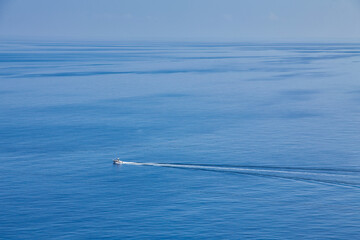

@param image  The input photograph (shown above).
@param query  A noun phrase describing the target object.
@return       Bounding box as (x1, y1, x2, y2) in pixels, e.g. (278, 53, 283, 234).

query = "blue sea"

(1, 41, 360, 239)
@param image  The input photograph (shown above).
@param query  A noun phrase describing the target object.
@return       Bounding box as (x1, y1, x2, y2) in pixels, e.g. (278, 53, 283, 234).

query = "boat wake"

(121, 161, 360, 188)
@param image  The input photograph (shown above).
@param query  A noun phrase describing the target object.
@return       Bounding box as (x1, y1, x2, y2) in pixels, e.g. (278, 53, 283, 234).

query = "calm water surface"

(1, 41, 360, 239)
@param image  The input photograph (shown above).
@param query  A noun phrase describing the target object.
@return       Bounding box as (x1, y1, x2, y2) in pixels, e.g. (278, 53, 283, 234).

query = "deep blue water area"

(1, 41, 360, 239)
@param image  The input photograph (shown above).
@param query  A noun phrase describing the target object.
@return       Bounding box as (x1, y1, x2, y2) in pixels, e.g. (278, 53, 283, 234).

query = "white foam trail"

(120, 161, 360, 188)
(121, 161, 354, 177)
(119, 161, 360, 189)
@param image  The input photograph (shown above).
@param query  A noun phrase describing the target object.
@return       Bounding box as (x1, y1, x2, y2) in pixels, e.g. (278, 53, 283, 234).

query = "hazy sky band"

(0, 0, 359, 41)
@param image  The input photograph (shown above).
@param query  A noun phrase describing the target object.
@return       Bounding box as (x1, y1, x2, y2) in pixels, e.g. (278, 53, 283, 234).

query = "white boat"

(113, 159, 123, 165)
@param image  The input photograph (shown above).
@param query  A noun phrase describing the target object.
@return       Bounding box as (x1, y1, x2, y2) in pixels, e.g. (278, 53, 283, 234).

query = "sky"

(0, 0, 359, 41)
